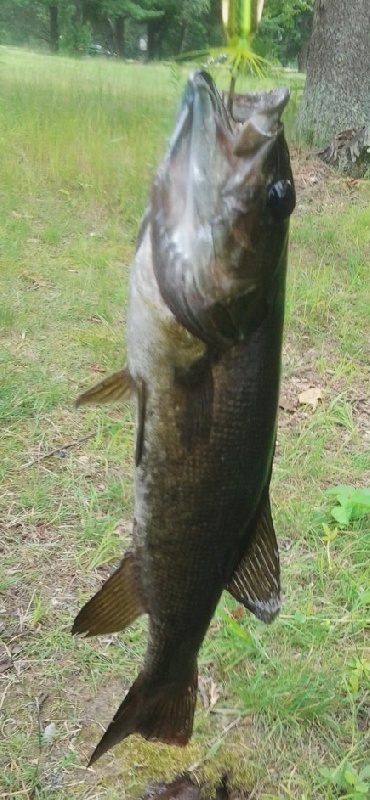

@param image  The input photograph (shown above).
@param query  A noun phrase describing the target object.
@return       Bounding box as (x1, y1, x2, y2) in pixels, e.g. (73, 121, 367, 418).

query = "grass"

(1, 45, 370, 799)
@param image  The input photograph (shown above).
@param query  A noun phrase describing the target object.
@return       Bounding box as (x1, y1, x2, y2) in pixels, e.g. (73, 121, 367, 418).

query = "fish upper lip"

(183, 70, 222, 111)
(168, 71, 231, 156)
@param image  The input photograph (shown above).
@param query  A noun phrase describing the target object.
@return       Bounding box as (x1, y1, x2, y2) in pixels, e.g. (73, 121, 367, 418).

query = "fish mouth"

(162, 71, 291, 233)
(169, 71, 290, 163)
(157, 71, 293, 257)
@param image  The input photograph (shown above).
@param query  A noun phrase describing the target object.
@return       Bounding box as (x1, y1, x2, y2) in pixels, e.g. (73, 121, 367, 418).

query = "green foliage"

(321, 762, 370, 799)
(0, 0, 50, 47)
(101, 0, 164, 19)
(345, 657, 370, 696)
(254, 0, 314, 67)
(326, 485, 370, 527)
(0, 0, 215, 56)
(59, 3, 91, 53)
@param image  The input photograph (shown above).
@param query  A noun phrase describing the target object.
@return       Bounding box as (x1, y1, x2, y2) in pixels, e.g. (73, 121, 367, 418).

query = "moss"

(90, 729, 258, 798)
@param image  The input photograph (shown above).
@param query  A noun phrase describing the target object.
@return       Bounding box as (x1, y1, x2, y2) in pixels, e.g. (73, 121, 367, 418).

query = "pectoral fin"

(227, 494, 280, 623)
(76, 367, 134, 407)
(72, 551, 145, 636)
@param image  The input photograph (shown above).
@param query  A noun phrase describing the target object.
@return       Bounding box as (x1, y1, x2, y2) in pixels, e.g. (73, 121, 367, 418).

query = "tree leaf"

(298, 387, 322, 410)
(357, 589, 370, 607)
(343, 767, 357, 786)
(359, 766, 370, 780)
(331, 505, 351, 526)
(326, 485, 354, 499)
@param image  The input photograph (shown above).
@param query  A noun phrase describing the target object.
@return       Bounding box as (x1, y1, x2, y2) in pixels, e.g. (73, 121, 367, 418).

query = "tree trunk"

(297, 0, 370, 146)
(114, 15, 125, 58)
(49, 5, 59, 52)
(147, 15, 167, 60)
(176, 19, 188, 54)
(147, 18, 158, 60)
(208, 0, 223, 47)
(157, 17, 167, 59)
(73, 0, 83, 27)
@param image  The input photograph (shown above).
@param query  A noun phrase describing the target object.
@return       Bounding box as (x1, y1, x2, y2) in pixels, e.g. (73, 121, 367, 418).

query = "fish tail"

(88, 668, 198, 765)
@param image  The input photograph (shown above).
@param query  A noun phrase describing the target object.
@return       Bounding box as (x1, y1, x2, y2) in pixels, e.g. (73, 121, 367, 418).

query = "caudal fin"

(89, 670, 198, 765)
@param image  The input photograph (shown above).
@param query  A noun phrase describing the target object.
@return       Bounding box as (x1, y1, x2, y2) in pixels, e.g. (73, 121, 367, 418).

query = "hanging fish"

(73, 70, 295, 765)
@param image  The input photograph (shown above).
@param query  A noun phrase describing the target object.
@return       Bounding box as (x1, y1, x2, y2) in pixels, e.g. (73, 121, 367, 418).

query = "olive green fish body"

(129, 228, 286, 634)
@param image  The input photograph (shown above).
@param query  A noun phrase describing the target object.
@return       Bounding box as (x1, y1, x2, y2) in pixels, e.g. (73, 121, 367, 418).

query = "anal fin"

(227, 493, 280, 623)
(76, 367, 134, 407)
(72, 551, 145, 636)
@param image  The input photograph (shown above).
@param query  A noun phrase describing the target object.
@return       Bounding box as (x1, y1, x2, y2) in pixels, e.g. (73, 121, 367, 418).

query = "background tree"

(152, 0, 211, 58)
(298, 0, 370, 145)
(0, 0, 216, 57)
(254, 0, 313, 69)
(0, 0, 93, 51)
(98, 0, 165, 59)
(208, 0, 223, 48)
(0, 0, 61, 50)
(168, 0, 210, 56)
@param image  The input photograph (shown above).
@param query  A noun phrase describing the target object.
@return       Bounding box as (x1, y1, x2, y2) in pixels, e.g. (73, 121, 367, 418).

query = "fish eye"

(267, 179, 296, 221)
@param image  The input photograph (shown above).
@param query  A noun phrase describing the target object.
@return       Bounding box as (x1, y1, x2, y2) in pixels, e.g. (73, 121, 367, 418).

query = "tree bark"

(49, 5, 59, 52)
(297, 0, 370, 146)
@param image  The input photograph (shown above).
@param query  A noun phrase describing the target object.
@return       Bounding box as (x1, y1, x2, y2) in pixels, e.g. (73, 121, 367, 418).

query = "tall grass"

(1, 50, 177, 217)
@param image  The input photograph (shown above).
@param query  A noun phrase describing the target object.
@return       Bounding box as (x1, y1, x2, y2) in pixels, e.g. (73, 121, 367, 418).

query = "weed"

(321, 762, 370, 799)
(326, 485, 370, 527)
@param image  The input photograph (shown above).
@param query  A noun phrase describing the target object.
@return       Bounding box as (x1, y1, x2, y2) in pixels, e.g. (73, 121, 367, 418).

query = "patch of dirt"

(318, 125, 370, 177)
(351, 395, 370, 441)
(357, 705, 370, 732)
(141, 772, 251, 800)
(278, 370, 324, 431)
(278, 369, 370, 449)
(290, 146, 365, 210)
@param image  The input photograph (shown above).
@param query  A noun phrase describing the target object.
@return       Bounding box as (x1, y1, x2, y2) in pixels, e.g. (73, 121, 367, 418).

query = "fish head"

(152, 71, 295, 347)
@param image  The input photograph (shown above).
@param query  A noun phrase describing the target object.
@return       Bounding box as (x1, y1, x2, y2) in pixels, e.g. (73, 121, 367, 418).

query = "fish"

(72, 70, 295, 765)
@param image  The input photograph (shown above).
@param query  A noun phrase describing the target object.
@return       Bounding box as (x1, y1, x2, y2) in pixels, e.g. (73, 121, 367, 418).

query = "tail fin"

(89, 669, 198, 765)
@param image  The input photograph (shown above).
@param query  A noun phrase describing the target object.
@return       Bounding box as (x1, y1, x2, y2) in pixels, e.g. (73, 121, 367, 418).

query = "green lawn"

(1, 46, 370, 799)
